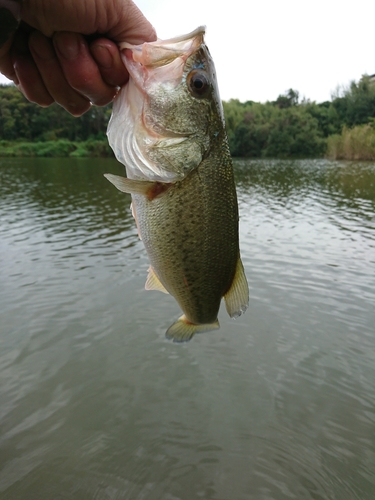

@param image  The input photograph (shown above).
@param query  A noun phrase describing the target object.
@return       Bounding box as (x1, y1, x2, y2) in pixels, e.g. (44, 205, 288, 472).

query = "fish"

(105, 26, 249, 342)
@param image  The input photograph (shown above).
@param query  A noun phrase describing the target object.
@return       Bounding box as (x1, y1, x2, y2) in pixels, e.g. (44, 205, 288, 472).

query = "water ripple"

(0, 158, 374, 499)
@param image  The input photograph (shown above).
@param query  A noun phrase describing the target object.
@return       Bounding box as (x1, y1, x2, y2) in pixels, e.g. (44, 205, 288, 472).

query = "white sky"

(1, 0, 373, 103)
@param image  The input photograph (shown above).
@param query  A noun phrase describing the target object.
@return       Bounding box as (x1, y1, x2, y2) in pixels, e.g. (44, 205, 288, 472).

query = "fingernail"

(54, 32, 81, 60)
(91, 44, 113, 69)
(9, 65, 19, 84)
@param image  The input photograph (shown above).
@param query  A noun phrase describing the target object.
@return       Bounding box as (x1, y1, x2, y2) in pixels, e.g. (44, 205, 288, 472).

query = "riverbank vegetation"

(327, 125, 375, 160)
(1, 74, 375, 160)
(0, 84, 112, 158)
(0, 139, 112, 158)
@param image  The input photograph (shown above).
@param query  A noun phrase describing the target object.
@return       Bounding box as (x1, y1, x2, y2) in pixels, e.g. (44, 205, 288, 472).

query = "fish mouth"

(119, 26, 206, 68)
(119, 26, 205, 93)
(118, 28, 205, 156)
(108, 27, 208, 182)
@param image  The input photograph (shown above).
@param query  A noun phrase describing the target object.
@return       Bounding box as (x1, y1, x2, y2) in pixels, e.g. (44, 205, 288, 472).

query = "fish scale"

(136, 149, 238, 322)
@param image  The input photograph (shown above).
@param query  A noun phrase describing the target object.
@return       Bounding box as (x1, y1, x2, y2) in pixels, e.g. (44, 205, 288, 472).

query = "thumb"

(106, 0, 157, 45)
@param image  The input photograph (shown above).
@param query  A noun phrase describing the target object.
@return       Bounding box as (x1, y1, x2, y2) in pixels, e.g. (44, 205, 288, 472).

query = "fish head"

(107, 27, 225, 182)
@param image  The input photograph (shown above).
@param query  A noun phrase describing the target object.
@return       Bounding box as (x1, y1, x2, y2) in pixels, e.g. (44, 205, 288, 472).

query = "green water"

(0, 157, 374, 499)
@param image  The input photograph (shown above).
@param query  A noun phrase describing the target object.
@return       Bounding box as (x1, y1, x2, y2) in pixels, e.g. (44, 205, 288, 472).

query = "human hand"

(0, 0, 156, 115)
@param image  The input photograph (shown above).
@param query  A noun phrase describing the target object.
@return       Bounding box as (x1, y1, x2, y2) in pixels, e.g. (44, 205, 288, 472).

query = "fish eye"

(187, 70, 210, 97)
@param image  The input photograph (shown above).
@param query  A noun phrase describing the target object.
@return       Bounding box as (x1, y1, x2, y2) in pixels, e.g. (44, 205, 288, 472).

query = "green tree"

(331, 74, 375, 128)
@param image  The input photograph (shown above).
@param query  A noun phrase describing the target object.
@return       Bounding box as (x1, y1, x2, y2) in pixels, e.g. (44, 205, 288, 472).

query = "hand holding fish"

(0, 0, 156, 115)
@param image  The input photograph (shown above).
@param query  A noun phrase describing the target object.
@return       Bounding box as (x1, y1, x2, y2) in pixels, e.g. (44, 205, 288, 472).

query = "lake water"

(0, 157, 374, 499)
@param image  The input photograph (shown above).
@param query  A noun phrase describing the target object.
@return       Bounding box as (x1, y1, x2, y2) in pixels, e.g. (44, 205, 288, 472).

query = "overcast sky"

(1, 0, 373, 103)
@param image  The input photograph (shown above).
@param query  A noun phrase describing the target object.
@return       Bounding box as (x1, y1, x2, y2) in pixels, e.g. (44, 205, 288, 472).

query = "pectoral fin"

(104, 174, 155, 195)
(145, 267, 169, 294)
(104, 174, 171, 200)
(224, 256, 249, 318)
(166, 315, 220, 343)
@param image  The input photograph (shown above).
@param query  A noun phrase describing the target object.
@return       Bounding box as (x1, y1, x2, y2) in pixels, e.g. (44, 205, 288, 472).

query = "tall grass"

(327, 125, 375, 160)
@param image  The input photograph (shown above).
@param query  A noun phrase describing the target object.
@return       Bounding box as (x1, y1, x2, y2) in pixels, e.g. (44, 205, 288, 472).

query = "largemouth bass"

(105, 27, 248, 342)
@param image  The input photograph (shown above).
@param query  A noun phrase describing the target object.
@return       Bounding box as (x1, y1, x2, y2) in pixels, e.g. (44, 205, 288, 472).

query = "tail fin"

(166, 315, 220, 343)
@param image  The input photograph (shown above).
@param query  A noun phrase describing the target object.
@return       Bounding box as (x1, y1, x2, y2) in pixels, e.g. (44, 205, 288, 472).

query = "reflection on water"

(0, 157, 374, 499)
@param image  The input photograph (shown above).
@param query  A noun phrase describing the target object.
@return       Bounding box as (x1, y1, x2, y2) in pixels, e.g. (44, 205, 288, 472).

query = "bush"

(36, 140, 76, 157)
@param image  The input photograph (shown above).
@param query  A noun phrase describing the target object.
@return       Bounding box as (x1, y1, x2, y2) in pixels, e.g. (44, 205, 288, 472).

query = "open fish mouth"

(107, 26, 212, 182)
(119, 26, 207, 100)
(118, 26, 206, 69)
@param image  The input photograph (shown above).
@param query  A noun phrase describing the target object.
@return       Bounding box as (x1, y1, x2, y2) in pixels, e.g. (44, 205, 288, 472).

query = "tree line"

(0, 84, 111, 142)
(1, 74, 375, 158)
(223, 75, 375, 158)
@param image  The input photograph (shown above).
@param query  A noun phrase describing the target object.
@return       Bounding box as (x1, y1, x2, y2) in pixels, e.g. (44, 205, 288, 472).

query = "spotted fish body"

(105, 27, 248, 341)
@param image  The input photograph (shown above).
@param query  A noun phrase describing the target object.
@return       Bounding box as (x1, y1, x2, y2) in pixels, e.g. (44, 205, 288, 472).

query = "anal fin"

(145, 267, 169, 294)
(166, 315, 220, 343)
(224, 256, 249, 318)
